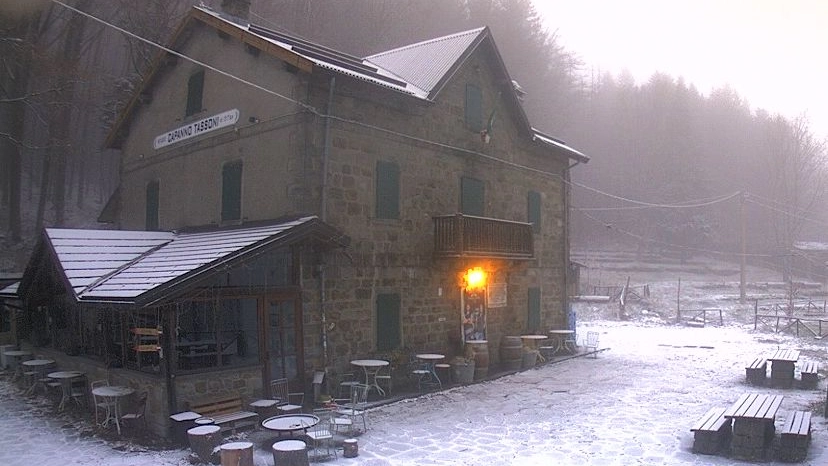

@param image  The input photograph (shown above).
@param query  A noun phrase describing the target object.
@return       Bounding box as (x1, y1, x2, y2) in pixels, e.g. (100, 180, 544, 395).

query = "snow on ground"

(2, 254, 828, 465)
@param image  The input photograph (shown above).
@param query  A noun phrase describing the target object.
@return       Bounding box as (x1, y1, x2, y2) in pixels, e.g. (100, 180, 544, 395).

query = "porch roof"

(24, 216, 345, 306)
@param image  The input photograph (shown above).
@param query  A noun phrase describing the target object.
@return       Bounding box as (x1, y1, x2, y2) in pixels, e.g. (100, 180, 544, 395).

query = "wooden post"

(187, 425, 222, 464)
(220, 441, 254, 466)
(676, 277, 681, 323)
(272, 439, 309, 466)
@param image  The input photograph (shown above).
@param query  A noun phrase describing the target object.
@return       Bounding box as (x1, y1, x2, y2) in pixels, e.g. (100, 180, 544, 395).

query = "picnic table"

(723, 393, 783, 460)
(768, 349, 799, 388)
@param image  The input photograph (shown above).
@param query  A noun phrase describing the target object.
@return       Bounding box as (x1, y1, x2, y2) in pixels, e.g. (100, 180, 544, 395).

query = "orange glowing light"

(464, 267, 487, 290)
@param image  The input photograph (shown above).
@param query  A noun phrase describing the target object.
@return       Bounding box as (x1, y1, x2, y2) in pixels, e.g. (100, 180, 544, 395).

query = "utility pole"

(740, 191, 746, 303)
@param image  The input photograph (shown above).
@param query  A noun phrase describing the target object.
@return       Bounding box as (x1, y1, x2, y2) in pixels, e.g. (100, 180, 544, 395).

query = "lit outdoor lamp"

(464, 267, 487, 290)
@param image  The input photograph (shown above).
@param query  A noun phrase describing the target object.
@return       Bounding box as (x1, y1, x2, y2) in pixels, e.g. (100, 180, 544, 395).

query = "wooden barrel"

(343, 438, 359, 458)
(220, 441, 254, 466)
(272, 439, 309, 466)
(465, 340, 489, 381)
(187, 425, 222, 464)
(500, 336, 523, 371)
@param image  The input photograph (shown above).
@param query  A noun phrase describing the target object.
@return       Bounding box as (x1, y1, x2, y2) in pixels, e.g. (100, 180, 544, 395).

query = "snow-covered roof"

(28, 216, 342, 305)
(367, 28, 486, 99)
(532, 129, 590, 163)
(0, 281, 19, 298)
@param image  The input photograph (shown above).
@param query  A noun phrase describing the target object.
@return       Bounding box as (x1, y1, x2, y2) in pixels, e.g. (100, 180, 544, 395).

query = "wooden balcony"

(433, 214, 534, 259)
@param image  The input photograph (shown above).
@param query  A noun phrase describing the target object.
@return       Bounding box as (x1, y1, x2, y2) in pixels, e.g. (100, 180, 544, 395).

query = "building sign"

(487, 282, 507, 308)
(153, 109, 239, 150)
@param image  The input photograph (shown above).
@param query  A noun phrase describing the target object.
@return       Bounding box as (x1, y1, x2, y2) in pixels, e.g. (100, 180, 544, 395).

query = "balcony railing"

(433, 214, 534, 259)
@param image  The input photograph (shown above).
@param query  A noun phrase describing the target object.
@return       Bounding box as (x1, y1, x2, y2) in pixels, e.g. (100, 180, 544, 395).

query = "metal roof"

(532, 129, 590, 164)
(35, 216, 338, 304)
(198, 7, 429, 99)
(366, 28, 487, 99)
(0, 281, 19, 298)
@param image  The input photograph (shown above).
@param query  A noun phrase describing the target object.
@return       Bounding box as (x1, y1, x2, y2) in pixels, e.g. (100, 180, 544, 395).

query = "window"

(528, 190, 541, 233)
(465, 84, 483, 131)
(461, 176, 484, 216)
(528, 287, 541, 332)
(145, 180, 159, 231)
(376, 293, 401, 352)
(221, 161, 242, 222)
(186, 70, 204, 117)
(376, 160, 400, 219)
(175, 298, 259, 372)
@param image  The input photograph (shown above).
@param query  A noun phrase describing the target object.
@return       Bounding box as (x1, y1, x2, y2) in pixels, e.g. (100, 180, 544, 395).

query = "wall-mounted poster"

(487, 282, 507, 308)
(461, 288, 486, 342)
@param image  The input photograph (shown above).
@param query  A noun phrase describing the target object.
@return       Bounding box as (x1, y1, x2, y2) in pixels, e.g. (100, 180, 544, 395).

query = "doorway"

(263, 295, 304, 391)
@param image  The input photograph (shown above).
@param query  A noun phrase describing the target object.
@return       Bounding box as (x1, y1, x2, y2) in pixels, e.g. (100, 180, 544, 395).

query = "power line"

(50, 0, 828, 239)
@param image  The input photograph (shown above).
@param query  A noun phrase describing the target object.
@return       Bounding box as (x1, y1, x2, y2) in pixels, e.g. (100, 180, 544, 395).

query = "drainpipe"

(563, 161, 580, 326)
(319, 76, 335, 369)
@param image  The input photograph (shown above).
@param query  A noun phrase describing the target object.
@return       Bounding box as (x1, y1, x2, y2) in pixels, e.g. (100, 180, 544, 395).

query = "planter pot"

(451, 360, 475, 384)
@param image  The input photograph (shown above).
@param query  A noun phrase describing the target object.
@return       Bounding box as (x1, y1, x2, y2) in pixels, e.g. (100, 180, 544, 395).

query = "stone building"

(14, 3, 588, 437)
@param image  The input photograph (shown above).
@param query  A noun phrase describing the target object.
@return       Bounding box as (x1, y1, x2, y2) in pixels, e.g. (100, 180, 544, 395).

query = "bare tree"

(761, 115, 828, 280)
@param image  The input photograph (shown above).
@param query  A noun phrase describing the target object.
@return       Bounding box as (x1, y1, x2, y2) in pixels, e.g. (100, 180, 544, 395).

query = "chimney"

(221, 0, 251, 21)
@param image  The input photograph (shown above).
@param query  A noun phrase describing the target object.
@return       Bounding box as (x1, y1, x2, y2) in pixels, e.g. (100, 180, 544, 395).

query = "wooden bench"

(188, 395, 258, 434)
(779, 410, 811, 462)
(745, 357, 766, 385)
(690, 407, 731, 455)
(800, 361, 819, 388)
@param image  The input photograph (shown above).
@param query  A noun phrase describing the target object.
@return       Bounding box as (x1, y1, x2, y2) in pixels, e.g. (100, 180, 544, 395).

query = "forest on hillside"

(1, 0, 826, 276)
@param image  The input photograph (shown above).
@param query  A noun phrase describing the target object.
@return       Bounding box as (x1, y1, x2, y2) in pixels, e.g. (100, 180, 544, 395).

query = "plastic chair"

(585, 331, 600, 357)
(307, 408, 336, 460)
(270, 378, 304, 414)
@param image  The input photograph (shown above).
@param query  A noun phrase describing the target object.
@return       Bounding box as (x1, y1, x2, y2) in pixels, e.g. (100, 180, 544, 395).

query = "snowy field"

(1, 252, 827, 465)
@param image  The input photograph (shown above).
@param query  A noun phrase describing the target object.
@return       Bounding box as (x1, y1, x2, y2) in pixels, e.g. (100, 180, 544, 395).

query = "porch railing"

(433, 214, 534, 259)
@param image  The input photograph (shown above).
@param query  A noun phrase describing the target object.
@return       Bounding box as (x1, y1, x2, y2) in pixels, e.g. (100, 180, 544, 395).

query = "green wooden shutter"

(145, 180, 159, 231)
(376, 161, 400, 219)
(376, 293, 401, 351)
(461, 176, 484, 216)
(465, 84, 482, 131)
(221, 161, 242, 221)
(528, 190, 541, 233)
(186, 70, 204, 117)
(528, 287, 541, 332)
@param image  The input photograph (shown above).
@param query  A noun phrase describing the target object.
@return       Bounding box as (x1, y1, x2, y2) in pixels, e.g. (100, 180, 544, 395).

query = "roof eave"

(134, 218, 346, 307)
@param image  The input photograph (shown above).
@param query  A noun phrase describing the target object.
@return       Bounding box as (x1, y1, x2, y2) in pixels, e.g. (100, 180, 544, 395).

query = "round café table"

(350, 359, 390, 397)
(47, 370, 85, 412)
(91, 385, 135, 435)
(262, 413, 320, 440)
(415, 354, 445, 389)
(21, 359, 55, 395)
(520, 335, 549, 362)
(548, 329, 576, 354)
(4, 350, 32, 381)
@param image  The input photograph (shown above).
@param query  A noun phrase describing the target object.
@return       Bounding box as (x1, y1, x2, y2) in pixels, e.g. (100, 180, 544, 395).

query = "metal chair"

(120, 391, 148, 430)
(271, 378, 304, 414)
(90, 380, 114, 425)
(374, 364, 392, 395)
(337, 372, 359, 399)
(68, 376, 88, 410)
(306, 408, 336, 460)
(585, 331, 600, 357)
(335, 383, 369, 434)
